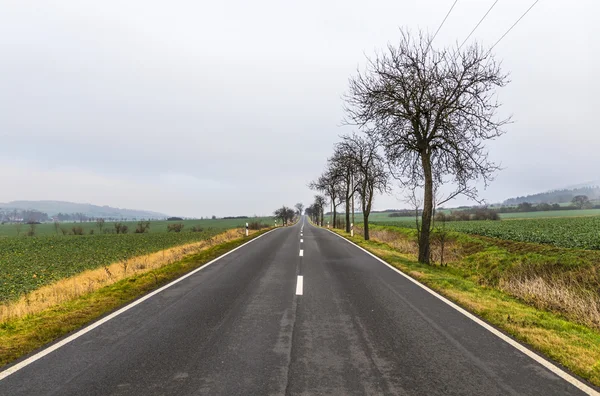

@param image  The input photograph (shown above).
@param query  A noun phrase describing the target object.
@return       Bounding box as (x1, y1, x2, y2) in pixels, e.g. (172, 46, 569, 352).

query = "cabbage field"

(0, 230, 223, 303)
(374, 216, 600, 250)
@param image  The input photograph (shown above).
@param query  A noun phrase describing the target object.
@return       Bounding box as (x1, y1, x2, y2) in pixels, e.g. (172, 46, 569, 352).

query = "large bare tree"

(344, 29, 509, 263)
(338, 133, 389, 240)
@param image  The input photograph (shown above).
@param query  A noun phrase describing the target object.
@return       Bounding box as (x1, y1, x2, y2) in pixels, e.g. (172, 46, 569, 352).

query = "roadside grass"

(330, 226, 600, 387)
(0, 229, 272, 368)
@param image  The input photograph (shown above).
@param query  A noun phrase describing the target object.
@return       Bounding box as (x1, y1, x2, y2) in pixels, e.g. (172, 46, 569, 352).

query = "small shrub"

(248, 221, 267, 230)
(167, 223, 184, 233)
(26, 223, 37, 237)
(190, 225, 204, 232)
(72, 226, 84, 235)
(114, 223, 129, 234)
(135, 221, 151, 234)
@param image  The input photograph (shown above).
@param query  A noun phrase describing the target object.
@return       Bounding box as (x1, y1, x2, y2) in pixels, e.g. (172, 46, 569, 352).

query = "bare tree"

(274, 206, 295, 226)
(329, 144, 360, 232)
(313, 195, 326, 226)
(338, 133, 389, 240)
(344, 29, 509, 263)
(286, 207, 296, 224)
(571, 195, 590, 210)
(309, 168, 344, 228)
(96, 218, 105, 233)
(305, 205, 315, 223)
(295, 203, 304, 216)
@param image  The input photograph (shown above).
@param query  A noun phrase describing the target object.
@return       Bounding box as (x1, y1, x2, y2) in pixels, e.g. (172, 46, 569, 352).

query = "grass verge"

(0, 228, 272, 368)
(330, 227, 600, 388)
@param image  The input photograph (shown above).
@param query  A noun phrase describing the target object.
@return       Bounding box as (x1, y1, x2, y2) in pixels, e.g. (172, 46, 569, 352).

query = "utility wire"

(428, 0, 459, 50)
(489, 0, 540, 52)
(459, 0, 499, 49)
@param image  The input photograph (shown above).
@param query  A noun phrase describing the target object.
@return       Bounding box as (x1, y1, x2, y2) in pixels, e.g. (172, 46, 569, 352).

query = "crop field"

(374, 216, 600, 250)
(0, 230, 228, 303)
(334, 209, 600, 225)
(497, 209, 600, 219)
(0, 217, 275, 237)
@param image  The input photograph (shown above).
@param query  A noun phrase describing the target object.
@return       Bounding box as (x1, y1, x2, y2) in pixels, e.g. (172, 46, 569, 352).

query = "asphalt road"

(0, 217, 596, 395)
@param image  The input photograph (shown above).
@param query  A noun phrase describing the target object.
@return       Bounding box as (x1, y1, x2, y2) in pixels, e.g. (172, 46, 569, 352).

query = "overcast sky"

(1, 1, 598, 217)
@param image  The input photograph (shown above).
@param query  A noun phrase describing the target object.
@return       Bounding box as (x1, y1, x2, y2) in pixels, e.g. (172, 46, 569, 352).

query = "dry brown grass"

(364, 224, 600, 332)
(500, 276, 600, 330)
(0, 228, 255, 323)
(357, 226, 462, 264)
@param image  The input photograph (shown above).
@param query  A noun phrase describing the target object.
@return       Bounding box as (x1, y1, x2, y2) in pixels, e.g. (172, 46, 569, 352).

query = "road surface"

(0, 216, 595, 395)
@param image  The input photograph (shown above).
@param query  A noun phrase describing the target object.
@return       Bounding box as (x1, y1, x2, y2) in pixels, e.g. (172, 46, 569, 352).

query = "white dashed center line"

(300, 239, 303, 243)
(296, 276, 303, 295)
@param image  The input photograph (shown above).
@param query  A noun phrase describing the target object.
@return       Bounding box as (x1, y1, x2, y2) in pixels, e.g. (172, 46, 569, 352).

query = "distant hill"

(503, 185, 600, 206)
(0, 200, 168, 219)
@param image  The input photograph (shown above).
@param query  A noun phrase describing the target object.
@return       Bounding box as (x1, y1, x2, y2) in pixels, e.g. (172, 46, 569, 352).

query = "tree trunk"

(333, 204, 337, 229)
(345, 197, 351, 232)
(363, 185, 373, 241)
(419, 151, 433, 264)
(363, 199, 370, 240)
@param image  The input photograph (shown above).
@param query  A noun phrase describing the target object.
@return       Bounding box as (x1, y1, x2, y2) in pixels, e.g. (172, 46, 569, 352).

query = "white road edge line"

(325, 228, 599, 396)
(296, 275, 303, 295)
(299, 249, 304, 257)
(0, 227, 281, 382)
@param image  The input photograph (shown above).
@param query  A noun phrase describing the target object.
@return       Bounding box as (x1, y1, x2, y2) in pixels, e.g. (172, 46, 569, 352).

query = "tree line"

(273, 203, 303, 226)
(0, 208, 162, 224)
(309, 28, 509, 264)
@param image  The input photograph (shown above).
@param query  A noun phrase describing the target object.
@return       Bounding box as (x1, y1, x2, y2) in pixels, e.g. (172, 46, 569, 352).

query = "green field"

(498, 209, 600, 219)
(0, 230, 229, 303)
(0, 217, 275, 237)
(0, 216, 275, 303)
(374, 216, 600, 250)
(335, 208, 600, 224)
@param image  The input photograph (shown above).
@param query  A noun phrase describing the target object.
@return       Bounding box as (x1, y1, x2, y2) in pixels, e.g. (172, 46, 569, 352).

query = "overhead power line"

(428, 0, 459, 50)
(489, 0, 540, 52)
(459, 0, 500, 49)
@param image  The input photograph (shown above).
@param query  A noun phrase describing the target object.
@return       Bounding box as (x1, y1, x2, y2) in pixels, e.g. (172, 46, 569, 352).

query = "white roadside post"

(350, 223, 354, 237)
(245, 222, 249, 237)
(327, 221, 330, 229)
